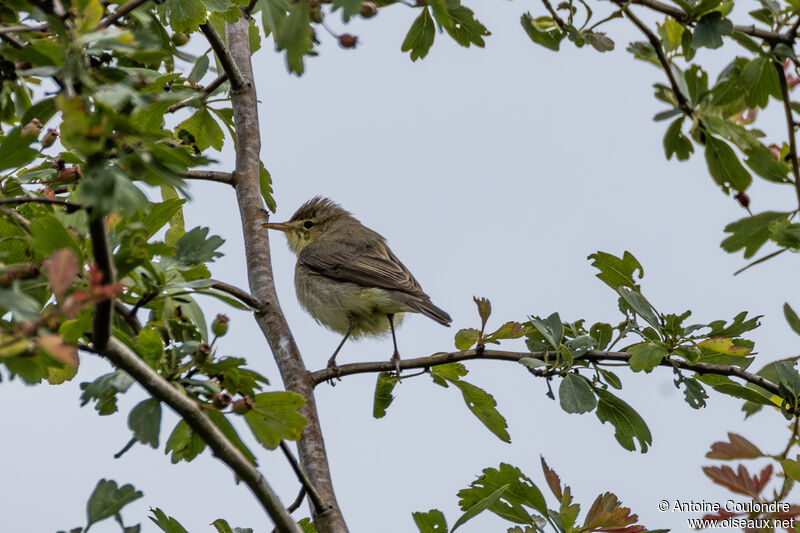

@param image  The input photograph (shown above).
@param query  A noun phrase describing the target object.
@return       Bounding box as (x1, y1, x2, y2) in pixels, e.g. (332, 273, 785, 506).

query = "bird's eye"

(303, 221, 314, 229)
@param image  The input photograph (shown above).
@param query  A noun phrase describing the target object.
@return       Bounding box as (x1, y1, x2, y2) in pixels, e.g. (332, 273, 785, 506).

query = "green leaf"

(413, 509, 448, 533)
(559, 373, 597, 414)
(86, 479, 143, 529)
(520, 13, 563, 51)
(165, 420, 207, 463)
(432, 368, 509, 442)
(164, 0, 207, 33)
(627, 342, 668, 372)
(452, 484, 509, 532)
(744, 143, 791, 183)
(80, 371, 134, 415)
(617, 287, 660, 330)
(590, 322, 613, 350)
(150, 508, 189, 533)
(595, 389, 652, 452)
(179, 108, 224, 152)
(29, 214, 82, 260)
(658, 17, 684, 52)
(206, 410, 258, 466)
(0, 127, 39, 172)
(244, 392, 307, 449)
(529, 312, 562, 351)
(782, 459, 800, 483)
(739, 57, 780, 109)
(704, 135, 751, 192)
(458, 463, 548, 523)
(0, 284, 41, 320)
(276, 2, 313, 75)
(721, 211, 788, 258)
(172, 226, 224, 266)
(443, 3, 490, 48)
(587, 251, 643, 290)
(785, 303, 800, 336)
(331, 0, 362, 22)
(692, 12, 732, 49)
(402, 8, 436, 61)
(663, 117, 693, 161)
(373, 371, 398, 419)
(259, 161, 277, 213)
(144, 199, 187, 238)
(128, 398, 161, 448)
(455, 328, 480, 350)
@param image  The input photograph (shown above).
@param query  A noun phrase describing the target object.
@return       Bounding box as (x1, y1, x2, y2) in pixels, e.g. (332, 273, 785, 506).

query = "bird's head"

(262, 196, 352, 254)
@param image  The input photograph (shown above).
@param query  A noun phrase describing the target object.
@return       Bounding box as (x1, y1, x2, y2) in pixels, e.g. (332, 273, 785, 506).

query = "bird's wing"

(298, 239, 425, 296)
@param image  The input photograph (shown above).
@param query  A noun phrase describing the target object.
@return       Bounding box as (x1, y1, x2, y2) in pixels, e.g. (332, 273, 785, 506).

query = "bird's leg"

(388, 314, 401, 377)
(327, 321, 355, 385)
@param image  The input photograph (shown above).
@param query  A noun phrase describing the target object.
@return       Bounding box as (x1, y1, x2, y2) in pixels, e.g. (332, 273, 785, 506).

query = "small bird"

(263, 197, 451, 374)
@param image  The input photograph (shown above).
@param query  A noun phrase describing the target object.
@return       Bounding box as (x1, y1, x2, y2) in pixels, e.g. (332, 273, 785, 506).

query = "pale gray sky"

(3, 2, 798, 532)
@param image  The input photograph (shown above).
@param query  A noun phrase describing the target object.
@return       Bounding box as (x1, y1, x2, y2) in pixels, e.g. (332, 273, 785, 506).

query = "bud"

(339, 34, 358, 48)
(41, 128, 59, 148)
(211, 391, 232, 408)
(193, 342, 212, 364)
(734, 191, 750, 209)
(55, 166, 82, 184)
(50, 158, 65, 171)
(360, 2, 377, 18)
(769, 143, 782, 161)
(232, 395, 255, 414)
(21, 118, 43, 138)
(212, 314, 229, 337)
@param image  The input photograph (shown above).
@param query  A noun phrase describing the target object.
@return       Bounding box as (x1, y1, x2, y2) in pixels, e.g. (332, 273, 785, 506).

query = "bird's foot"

(326, 359, 342, 387)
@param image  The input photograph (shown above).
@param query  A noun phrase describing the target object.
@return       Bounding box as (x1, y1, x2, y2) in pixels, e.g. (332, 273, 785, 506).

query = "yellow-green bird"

(264, 197, 451, 373)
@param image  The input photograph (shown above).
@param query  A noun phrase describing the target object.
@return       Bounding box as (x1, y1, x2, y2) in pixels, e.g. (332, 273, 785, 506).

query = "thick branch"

(308, 349, 780, 396)
(167, 74, 229, 113)
(775, 60, 800, 208)
(200, 23, 246, 91)
(97, 0, 151, 29)
(225, 18, 348, 532)
(185, 170, 235, 186)
(87, 339, 299, 532)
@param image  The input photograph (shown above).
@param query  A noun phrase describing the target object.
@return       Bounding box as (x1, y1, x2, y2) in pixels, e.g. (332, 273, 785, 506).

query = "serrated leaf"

(692, 12, 732, 49)
(458, 463, 547, 523)
(244, 392, 307, 449)
(721, 211, 788, 258)
(455, 328, 481, 350)
(706, 432, 763, 459)
(86, 479, 143, 529)
(452, 484, 509, 532)
(663, 117, 693, 161)
(402, 8, 436, 61)
(165, 420, 206, 463)
(588, 251, 643, 290)
(164, 0, 207, 33)
(178, 108, 224, 152)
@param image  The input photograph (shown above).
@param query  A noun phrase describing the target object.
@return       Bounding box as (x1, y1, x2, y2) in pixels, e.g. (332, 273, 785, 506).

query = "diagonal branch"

(200, 23, 246, 91)
(167, 74, 230, 113)
(308, 348, 780, 396)
(84, 339, 299, 532)
(97, 0, 151, 29)
(775, 59, 800, 208)
(279, 441, 326, 513)
(225, 17, 349, 533)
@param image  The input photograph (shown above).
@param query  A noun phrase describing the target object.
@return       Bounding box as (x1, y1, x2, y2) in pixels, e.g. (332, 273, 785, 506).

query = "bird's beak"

(262, 222, 291, 232)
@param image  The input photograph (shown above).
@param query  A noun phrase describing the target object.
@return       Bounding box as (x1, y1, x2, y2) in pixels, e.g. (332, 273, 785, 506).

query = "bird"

(263, 196, 451, 375)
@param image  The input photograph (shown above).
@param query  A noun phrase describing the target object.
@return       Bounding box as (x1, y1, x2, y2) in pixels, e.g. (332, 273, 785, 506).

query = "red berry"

(339, 34, 357, 48)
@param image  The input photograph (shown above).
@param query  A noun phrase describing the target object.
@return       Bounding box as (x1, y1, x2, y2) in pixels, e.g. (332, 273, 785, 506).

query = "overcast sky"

(3, 2, 799, 532)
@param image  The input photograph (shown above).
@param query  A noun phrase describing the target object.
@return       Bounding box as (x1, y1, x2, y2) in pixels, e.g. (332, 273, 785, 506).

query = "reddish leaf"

(702, 464, 773, 498)
(473, 296, 491, 330)
(541, 457, 563, 500)
(706, 433, 763, 460)
(44, 249, 79, 302)
(37, 334, 79, 367)
(583, 492, 641, 531)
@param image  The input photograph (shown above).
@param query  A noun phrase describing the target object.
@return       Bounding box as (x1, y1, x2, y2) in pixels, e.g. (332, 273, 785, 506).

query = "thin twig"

(775, 60, 800, 208)
(200, 23, 246, 91)
(733, 248, 788, 276)
(308, 348, 781, 396)
(615, 2, 692, 116)
(286, 488, 306, 514)
(83, 339, 300, 532)
(0, 24, 49, 35)
(541, 0, 568, 29)
(185, 170, 235, 186)
(167, 74, 230, 113)
(113, 300, 142, 334)
(279, 441, 327, 513)
(0, 196, 82, 211)
(209, 280, 262, 309)
(97, 0, 151, 29)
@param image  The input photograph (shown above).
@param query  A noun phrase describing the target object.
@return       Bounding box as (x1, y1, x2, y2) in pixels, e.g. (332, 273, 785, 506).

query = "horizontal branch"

(185, 169, 235, 186)
(0, 24, 48, 35)
(200, 22, 246, 91)
(0, 196, 82, 211)
(87, 339, 300, 532)
(309, 348, 780, 396)
(97, 0, 151, 29)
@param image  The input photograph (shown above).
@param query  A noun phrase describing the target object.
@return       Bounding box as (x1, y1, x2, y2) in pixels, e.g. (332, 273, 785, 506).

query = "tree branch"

(308, 348, 780, 396)
(775, 59, 800, 208)
(0, 24, 49, 35)
(614, 2, 692, 116)
(0, 196, 82, 211)
(97, 0, 151, 29)
(113, 300, 142, 335)
(279, 441, 325, 513)
(200, 23, 246, 91)
(225, 18, 349, 532)
(88, 216, 115, 351)
(85, 338, 300, 532)
(185, 170, 235, 186)
(210, 280, 261, 309)
(167, 74, 229, 113)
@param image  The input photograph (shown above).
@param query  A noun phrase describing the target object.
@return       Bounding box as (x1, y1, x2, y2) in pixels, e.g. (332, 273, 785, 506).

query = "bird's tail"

(411, 298, 452, 326)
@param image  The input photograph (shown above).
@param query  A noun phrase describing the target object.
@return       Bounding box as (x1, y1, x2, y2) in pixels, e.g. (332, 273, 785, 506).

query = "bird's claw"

(391, 351, 401, 380)
(326, 360, 342, 387)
